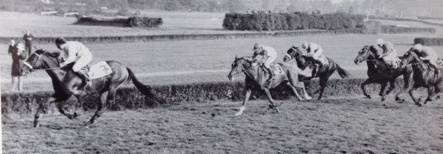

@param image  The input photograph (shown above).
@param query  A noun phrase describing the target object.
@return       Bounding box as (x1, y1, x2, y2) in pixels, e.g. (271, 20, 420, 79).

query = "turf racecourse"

(3, 98, 443, 153)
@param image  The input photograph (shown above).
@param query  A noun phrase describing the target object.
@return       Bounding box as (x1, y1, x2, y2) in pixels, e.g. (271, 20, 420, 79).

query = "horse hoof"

(365, 95, 371, 99)
(34, 123, 40, 128)
(381, 97, 386, 102)
(234, 112, 243, 116)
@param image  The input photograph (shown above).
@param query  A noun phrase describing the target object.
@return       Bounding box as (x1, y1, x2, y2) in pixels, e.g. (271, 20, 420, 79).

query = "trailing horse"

(354, 45, 413, 102)
(401, 50, 442, 106)
(227, 56, 311, 116)
(283, 46, 349, 100)
(20, 49, 157, 127)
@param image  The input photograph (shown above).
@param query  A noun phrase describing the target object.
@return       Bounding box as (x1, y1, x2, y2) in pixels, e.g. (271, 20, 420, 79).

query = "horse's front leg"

(361, 79, 373, 99)
(235, 88, 252, 116)
(395, 73, 413, 103)
(263, 88, 280, 113)
(56, 95, 80, 120)
(286, 82, 304, 101)
(423, 86, 437, 105)
(379, 81, 388, 97)
(34, 97, 56, 128)
(409, 86, 421, 106)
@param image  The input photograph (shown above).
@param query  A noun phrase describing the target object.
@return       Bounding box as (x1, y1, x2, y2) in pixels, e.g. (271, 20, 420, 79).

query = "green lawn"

(2, 33, 442, 92)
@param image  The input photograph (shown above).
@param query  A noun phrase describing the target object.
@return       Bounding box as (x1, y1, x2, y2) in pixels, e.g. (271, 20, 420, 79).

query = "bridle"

(22, 52, 61, 71)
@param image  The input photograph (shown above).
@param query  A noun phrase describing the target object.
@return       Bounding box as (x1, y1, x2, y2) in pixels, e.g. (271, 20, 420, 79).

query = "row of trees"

(223, 12, 365, 31)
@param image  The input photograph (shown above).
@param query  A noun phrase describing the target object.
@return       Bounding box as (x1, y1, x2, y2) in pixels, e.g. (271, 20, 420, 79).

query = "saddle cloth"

(87, 61, 113, 79)
(270, 64, 284, 74)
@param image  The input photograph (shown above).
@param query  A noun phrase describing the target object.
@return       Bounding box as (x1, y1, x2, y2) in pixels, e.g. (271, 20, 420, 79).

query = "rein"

(23, 53, 62, 71)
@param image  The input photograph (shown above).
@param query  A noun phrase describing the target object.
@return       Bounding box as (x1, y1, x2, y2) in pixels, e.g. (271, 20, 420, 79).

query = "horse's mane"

(368, 45, 380, 56)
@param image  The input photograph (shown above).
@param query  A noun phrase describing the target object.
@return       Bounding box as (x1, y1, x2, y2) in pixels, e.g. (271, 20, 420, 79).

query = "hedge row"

(222, 12, 365, 31)
(74, 16, 163, 28)
(414, 37, 443, 46)
(2, 78, 406, 116)
(381, 25, 436, 34)
(0, 29, 363, 44)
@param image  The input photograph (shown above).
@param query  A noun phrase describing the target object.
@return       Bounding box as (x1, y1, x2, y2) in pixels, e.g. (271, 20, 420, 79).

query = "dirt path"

(3, 97, 443, 153)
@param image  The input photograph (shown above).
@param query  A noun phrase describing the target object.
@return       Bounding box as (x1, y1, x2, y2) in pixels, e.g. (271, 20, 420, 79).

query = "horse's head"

(354, 45, 378, 65)
(20, 49, 61, 76)
(227, 56, 250, 81)
(401, 48, 422, 67)
(283, 46, 303, 62)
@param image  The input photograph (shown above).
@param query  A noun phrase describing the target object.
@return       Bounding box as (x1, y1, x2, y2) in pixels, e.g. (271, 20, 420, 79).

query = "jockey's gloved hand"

(59, 62, 66, 68)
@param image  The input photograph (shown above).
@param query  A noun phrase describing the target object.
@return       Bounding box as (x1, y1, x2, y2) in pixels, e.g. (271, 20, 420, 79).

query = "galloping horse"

(227, 56, 311, 115)
(354, 45, 413, 102)
(20, 49, 157, 127)
(401, 50, 442, 106)
(283, 46, 349, 100)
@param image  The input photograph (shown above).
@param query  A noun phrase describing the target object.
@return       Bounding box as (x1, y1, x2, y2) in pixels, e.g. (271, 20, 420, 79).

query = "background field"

(3, 98, 443, 153)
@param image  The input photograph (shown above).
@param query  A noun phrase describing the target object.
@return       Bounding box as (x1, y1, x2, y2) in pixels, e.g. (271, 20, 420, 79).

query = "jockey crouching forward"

(376, 38, 399, 69)
(251, 43, 277, 81)
(301, 42, 328, 77)
(56, 37, 92, 90)
(411, 43, 439, 71)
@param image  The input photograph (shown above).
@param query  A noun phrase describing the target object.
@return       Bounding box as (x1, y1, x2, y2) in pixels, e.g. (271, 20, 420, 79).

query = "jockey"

(251, 43, 277, 81)
(301, 42, 328, 76)
(376, 38, 399, 69)
(55, 37, 93, 84)
(412, 43, 439, 69)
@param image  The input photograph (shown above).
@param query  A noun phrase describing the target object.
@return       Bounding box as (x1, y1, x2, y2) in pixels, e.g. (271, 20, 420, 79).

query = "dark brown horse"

(354, 45, 413, 102)
(283, 46, 349, 100)
(401, 50, 442, 106)
(20, 49, 156, 127)
(227, 56, 310, 115)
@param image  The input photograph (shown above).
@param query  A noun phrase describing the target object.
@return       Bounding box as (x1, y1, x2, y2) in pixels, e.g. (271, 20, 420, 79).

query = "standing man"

(23, 30, 34, 56)
(8, 40, 25, 91)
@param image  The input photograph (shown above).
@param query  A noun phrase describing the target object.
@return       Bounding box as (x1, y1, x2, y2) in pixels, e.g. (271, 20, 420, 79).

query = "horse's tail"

(335, 63, 349, 78)
(126, 68, 156, 98)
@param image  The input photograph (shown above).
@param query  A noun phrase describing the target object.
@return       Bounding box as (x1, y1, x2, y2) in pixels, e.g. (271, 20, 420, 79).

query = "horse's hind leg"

(381, 80, 396, 102)
(235, 88, 252, 116)
(84, 90, 112, 126)
(316, 75, 331, 100)
(361, 79, 372, 99)
(34, 97, 56, 128)
(379, 81, 388, 97)
(263, 89, 280, 112)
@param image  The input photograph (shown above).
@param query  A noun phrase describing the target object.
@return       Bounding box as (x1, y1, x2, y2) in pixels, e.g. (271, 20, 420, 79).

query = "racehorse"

(401, 49, 442, 106)
(20, 49, 157, 127)
(354, 45, 413, 102)
(227, 56, 311, 115)
(283, 46, 349, 100)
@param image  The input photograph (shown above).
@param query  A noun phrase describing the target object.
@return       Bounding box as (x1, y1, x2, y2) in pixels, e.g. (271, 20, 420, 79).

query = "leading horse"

(283, 46, 349, 100)
(354, 45, 413, 102)
(227, 56, 311, 115)
(20, 49, 157, 127)
(401, 50, 442, 106)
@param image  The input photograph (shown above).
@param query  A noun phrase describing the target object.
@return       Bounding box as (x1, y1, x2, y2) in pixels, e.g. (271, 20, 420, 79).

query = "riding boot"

(266, 67, 275, 81)
(75, 70, 90, 87)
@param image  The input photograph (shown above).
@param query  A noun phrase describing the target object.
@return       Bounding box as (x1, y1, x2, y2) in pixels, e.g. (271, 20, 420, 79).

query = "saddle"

(306, 56, 329, 77)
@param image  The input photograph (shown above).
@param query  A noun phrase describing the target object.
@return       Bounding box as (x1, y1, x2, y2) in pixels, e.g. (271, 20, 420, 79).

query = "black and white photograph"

(1, 0, 442, 153)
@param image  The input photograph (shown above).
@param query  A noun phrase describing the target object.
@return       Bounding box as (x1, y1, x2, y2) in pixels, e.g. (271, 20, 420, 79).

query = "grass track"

(3, 97, 443, 153)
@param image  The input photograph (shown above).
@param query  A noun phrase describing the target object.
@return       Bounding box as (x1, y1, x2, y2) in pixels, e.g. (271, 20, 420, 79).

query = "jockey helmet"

(301, 42, 309, 49)
(10, 39, 15, 46)
(253, 43, 262, 51)
(55, 37, 67, 50)
(413, 44, 423, 51)
(376, 38, 384, 46)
